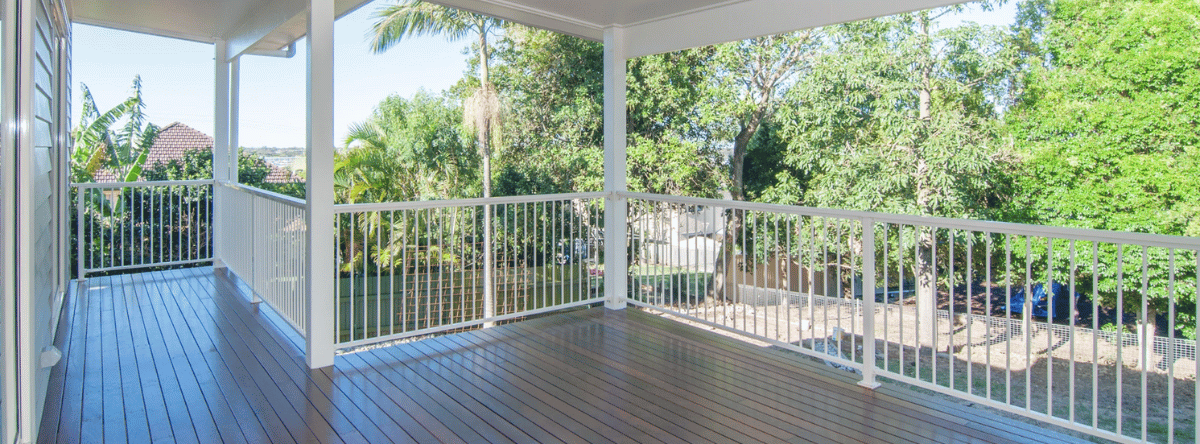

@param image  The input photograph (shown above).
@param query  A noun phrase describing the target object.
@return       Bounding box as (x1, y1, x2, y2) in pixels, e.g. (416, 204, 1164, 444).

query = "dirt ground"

(652, 295, 1197, 444)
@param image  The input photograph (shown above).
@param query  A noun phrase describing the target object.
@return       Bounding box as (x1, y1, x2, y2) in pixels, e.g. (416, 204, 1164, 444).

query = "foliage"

(368, 0, 502, 53)
(1006, 0, 1200, 330)
(493, 27, 725, 197)
(741, 121, 809, 202)
(370, 0, 504, 199)
(705, 32, 818, 203)
(341, 91, 476, 203)
(140, 148, 305, 198)
(772, 10, 1018, 218)
(71, 76, 160, 183)
(1008, 0, 1200, 235)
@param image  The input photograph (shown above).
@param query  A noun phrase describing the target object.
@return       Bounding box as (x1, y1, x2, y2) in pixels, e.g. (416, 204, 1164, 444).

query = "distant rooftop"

(94, 122, 298, 184)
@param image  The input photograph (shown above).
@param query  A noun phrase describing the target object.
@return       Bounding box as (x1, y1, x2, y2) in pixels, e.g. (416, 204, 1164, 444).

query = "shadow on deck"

(38, 267, 1090, 443)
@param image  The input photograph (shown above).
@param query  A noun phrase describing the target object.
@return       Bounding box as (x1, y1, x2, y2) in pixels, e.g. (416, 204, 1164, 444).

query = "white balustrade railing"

(622, 192, 1200, 444)
(74, 180, 214, 277)
(331, 192, 607, 349)
(70, 180, 1200, 442)
(219, 181, 308, 337)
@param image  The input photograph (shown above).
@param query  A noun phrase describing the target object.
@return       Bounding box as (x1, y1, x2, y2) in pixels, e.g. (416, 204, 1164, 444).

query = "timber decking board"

(39, 267, 1094, 444)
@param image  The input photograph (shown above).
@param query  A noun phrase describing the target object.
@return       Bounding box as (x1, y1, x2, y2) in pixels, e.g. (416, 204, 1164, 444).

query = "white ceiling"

(67, 0, 968, 58)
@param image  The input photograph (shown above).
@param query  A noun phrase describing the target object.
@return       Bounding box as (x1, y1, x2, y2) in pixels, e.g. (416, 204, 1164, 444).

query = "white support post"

(229, 56, 240, 183)
(228, 55, 255, 302)
(0, 1, 18, 440)
(213, 40, 231, 270)
(859, 217, 881, 389)
(5, 1, 34, 441)
(13, 1, 35, 440)
(305, 0, 336, 369)
(603, 26, 628, 310)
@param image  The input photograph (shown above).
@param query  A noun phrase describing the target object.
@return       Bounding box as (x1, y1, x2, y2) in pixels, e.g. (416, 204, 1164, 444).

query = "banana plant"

(71, 76, 160, 219)
(71, 76, 159, 184)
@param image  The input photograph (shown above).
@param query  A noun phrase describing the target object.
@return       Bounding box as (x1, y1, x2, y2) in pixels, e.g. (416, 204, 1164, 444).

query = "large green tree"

(773, 8, 1019, 345)
(1008, 0, 1200, 236)
(492, 27, 724, 197)
(707, 32, 817, 204)
(1007, 0, 1200, 342)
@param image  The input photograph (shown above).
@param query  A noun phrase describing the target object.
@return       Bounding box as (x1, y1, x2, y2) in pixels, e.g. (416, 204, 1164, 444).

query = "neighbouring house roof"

(146, 122, 213, 167)
(93, 122, 299, 184)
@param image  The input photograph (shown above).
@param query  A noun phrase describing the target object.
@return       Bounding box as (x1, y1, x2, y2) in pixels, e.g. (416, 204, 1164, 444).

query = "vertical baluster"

(1140, 246, 1149, 442)
(375, 209, 382, 339)
(985, 233, 993, 401)
(966, 230, 975, 396)
(76, 187, 84, 279)
(523, 201, 529, 311)
(821, 218, 830, 356)
(334, 213, 342, 343)
(860, 217, 878, 388)
(881, 223, 889, 374)
(835, 219, 843, 355)
(1046, 237, 1055, 416)
(933, 226, 942, 386)
(157, 186, 162, 266)
(1069, 240, 1077, 423)
(949, 228, 955, 391)
(1092, 242, 1100, 430)
(1167, 249, 1176, 444)
(898, 224, 908, 378)
(1023, 238, 1033, 410)
(777, 214, 784, 342)
(1116, 244, 1125, 436)
(1005, 234, 1013, 406)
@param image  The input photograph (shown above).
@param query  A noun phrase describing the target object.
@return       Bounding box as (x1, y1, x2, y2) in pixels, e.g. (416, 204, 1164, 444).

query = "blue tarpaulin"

(1009, 282, 1079, 319)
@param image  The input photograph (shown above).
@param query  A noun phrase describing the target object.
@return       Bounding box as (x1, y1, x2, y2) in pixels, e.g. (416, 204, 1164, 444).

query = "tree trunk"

(913, 11, 938, 349)
(710, 100, 768, 303)
(915, 227, 937, 349)
(710, 210, 742, 303)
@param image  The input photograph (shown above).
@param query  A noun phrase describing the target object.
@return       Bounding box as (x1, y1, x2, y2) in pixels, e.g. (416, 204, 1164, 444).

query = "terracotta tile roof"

(92, 169, 119, 183)
(264, 164, 299, 184)
(146, 122, 213, 167)
(91, 122, 300, 184)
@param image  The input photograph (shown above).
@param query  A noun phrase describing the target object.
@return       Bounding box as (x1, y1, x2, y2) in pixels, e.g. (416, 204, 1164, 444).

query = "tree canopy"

(1007, 0, 1200, 237)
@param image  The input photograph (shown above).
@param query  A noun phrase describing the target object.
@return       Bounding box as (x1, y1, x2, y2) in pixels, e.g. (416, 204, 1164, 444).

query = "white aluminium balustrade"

(330, 192, 607, 349)
(73, 179, 215, 277)
(70, 181, 1199, 443)
(218, 180, 309, 337)
(621, 191, 1200, 444)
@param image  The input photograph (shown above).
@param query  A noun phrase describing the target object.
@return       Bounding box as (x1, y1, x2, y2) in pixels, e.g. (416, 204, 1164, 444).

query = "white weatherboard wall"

(6, 0, 70, 442)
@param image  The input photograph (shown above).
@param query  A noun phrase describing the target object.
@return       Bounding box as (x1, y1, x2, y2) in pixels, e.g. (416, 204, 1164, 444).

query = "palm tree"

(369, 1, 505, 322)
(368, 1, 503, 199)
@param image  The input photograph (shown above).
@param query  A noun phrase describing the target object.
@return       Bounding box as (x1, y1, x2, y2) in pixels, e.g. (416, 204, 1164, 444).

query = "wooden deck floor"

(38, 267, 1091, 444)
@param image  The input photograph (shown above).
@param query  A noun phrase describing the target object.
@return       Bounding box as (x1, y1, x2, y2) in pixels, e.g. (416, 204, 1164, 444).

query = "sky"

(72, 1, 1017, 149)
(72, 1, 470, 148)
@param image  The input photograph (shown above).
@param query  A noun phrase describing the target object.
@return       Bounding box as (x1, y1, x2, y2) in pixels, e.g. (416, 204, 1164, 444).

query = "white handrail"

(217, 179, 306, 209)
(71, 178, 215, 189)
(333, 191, 607, 213)
(621, 191, 1200, 249)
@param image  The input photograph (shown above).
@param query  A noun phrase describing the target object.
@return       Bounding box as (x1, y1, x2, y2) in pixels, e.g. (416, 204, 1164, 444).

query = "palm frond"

(368, 1, 477, 53)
